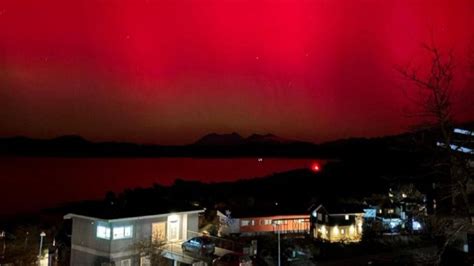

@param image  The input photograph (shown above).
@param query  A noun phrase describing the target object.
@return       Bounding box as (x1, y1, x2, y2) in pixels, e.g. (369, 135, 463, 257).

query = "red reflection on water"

(0, 157, 325, 215)
(311, 162, 321, 172)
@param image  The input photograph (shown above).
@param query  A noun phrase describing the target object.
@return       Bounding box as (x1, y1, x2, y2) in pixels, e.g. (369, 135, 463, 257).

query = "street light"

(38, 232, 46, 258)
(272, 222, 281, 266)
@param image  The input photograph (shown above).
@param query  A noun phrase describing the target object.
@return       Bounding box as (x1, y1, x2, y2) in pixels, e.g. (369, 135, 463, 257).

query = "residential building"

(310, 204, 364, 243)
(437, 127, 474, 254)
(217, 206, 310, 236)
(64, 204, 204, 266)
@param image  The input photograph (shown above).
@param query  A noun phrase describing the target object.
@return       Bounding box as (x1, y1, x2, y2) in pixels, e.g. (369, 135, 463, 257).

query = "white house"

(65, 207, 204, 266)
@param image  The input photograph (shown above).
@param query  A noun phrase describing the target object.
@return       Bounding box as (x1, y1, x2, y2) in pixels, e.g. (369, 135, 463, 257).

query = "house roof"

(62, 199, 203, 221)
(437, 127, 474, 155)
(312, 203, 365, 215)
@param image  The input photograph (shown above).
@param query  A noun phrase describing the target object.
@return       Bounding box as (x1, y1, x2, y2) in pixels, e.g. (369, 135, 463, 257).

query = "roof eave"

(63, 209, 205, 222)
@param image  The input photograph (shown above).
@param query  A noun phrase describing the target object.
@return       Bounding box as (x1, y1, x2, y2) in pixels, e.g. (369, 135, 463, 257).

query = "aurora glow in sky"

(1, 0, 473, 144)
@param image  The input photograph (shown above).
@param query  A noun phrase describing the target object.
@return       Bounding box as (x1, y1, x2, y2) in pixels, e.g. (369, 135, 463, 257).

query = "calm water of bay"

(0, 157, 325, 215)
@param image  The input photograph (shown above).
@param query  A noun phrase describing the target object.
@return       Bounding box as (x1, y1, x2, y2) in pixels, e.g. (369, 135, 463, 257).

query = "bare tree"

(397, 43, 473, 265)
(134, 239, 168, 265)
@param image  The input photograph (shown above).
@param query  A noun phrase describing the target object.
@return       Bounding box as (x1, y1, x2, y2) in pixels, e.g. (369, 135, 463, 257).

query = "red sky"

(1, 0, 473, 144)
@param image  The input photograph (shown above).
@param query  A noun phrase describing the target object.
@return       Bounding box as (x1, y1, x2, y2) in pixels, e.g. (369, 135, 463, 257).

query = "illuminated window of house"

(242, 220, 250, 226)
(388, 209, 394, 214)
(263, 219, 272, 225)
(345, 215, 349, 220)
(113, 225, 133, 240)
(140, 256, 151, 266)
(341, 229, 345, 235)
(118, 259, 131, 266)
(96, 224, 111, 240)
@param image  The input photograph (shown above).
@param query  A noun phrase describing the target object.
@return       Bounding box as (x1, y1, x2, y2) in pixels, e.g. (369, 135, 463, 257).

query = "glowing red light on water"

(311, 163, 321, 172)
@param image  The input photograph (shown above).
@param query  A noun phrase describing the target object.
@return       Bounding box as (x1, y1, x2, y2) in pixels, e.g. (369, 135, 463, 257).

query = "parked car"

(213, 253, 253, 266)
(182, 236, 216, 256)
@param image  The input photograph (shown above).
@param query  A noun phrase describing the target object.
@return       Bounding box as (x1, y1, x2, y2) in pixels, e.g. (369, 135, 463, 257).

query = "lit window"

(345, 215, 349, 220)
(341, 229, 345, 234)
(349, 225, 355, 234)
(242, 220, 250, 226)
(140, 256, 151, 266)
(264, 219, 272, 225)
(113, 225, 133, 240)
(119, 259, 131, 266)
(97, 225, 111, 240)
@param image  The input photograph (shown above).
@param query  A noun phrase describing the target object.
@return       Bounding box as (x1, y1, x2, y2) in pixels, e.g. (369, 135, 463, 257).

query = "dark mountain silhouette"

(194, 132, 246, 145)
(194, 132, 300, 145)
(2, 122, 473, 158)
(246, 133, 296, 144)
(0, 133, 418, 158)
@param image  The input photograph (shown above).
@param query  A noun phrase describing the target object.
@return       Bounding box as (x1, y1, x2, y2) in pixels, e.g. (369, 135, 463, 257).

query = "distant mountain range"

(0, 132, 319, 157)
(194, 132, 301, 145)
(0, 125, 463, 158)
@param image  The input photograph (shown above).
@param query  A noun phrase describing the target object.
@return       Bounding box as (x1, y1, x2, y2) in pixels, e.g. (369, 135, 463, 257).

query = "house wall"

(239, 215, 310, 234)
(313, 214, 364, 243)
(70, 248, 111, 266)
(70, 217, 112, 253)
(109, 216, 168, 254)
(218, 214, 240, 236)
(314, 224, 363, 242)
(69, 212, 200, 265)
(187, 213, 199, 235)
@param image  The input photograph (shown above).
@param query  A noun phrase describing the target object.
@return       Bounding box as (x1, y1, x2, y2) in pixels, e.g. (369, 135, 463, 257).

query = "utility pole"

(38, 232, 46, 258)
(272, 222, 281, 266)
(277, 227, 281, 266)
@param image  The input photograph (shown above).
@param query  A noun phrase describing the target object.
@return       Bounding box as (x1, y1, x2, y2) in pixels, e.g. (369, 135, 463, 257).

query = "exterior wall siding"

(110, 216, 167, 253)
(68, 211, 201, 265)
(313, 214, 364, 243)
(71, 217, 112, 253)
(238, 215, 310, 234)
(70, 248, 111, 266)
(187, 213, 199, 236)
